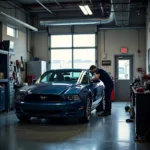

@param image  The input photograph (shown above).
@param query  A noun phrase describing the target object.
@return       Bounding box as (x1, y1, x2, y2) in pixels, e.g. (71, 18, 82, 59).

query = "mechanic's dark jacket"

(96, 68, 114, 90)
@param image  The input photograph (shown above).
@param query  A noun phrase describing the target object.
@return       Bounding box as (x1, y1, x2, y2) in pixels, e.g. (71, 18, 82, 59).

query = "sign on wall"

(102, 60, 111, 66)
(121, 47, 128, 54)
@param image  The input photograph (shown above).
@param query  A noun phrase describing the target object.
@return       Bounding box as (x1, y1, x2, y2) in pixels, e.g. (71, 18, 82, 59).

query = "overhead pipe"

(89, 0, 93, 6)
(100, 3, 104, 16)
(0, 12, 38, 31)
(98, 26, 145, 30)
(40, 0, 114, 26)
(36, 0, 53, 14)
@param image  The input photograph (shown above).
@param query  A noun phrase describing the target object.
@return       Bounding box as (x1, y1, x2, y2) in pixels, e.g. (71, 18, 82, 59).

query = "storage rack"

(0, 49, 10, 112)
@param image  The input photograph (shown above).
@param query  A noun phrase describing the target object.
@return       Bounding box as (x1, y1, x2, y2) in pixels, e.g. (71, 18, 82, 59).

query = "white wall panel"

(98, 29, 146, 77)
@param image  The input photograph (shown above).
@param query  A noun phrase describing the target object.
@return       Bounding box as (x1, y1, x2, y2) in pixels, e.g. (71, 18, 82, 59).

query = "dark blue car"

(15, 69, 105, 123)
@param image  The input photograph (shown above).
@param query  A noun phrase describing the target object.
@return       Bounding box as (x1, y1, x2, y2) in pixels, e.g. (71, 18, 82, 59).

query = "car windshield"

(40, 70, 83, 83)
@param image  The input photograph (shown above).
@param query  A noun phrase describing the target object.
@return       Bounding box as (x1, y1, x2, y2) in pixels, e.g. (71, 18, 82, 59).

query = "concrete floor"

(0, 102, 150, 150)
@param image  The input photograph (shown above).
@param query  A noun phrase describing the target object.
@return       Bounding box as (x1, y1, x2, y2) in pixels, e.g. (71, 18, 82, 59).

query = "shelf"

(0, 79, 9, 83)
(0, 50, 8, 55)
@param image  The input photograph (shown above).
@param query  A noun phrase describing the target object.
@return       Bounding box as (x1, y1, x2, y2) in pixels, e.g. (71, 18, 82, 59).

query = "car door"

(88, 71, 102, 108)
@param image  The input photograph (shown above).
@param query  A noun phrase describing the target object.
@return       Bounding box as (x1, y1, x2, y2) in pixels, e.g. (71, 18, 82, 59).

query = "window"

(7, 26, 18, 38)
(73, 34, 95, 47)
(51, 35, 72, 48)
(73, 48, 95, 69)
(40, 72, 51, 83)
(118, 60, 130, 80)
(89, 72, 93, 78)
(51, 34, 96, 69)
(51, 49, 72, 69)
(81, 74, 89, 84)
(40, 70, 82, 83)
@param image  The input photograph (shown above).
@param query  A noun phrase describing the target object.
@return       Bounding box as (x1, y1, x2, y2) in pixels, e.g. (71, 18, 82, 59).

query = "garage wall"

(146, 1, 150, 74)
(2, 25, 28, 61)
(98, 29, 146, 77)
(0, 3, 31, 83)
(31, 27, 146, 78)
(30, 31, 48, 61)
(0, 2, 31, 62)
(30, 25, 97, 62)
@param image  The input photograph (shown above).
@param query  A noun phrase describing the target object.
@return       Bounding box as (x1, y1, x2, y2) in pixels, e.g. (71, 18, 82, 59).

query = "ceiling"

(1, 0, 149, 28)
(15, 0, 110, 4)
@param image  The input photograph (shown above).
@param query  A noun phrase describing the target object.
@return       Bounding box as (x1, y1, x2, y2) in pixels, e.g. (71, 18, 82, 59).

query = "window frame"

(51, 34, 72, 48)
(51, 48, 72, 69)
(7, 25, 18, 38)
(50, 33, 97, 69)
(73, 33, 96, 48)
(39, 70, 84, 84)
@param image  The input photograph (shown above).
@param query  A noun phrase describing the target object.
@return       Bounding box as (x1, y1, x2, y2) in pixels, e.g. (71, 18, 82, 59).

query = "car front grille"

(23, 109, 62, 115)
(24, 94, 63, 103)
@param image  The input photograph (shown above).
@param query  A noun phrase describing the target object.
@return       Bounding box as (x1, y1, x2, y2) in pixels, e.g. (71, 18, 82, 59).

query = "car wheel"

(79, 96, 91, 123)
(96, 91, 105, 112)
(17, 116, 31, 122)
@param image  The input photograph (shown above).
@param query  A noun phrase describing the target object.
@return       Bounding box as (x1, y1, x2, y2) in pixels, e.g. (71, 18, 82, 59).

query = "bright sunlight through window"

(7, 26, 18, 38)
(51, 34, 96, 69)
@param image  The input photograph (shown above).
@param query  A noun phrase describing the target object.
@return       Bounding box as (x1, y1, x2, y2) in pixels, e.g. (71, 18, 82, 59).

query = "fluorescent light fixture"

(0, 12, 38, 31)
(79, 5, 88, 15)
(79, 5, 93, 15)
(84, 5, 93, 15)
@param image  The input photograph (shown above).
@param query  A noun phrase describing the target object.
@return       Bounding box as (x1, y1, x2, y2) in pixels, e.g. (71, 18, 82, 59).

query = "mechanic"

(89, 65, 114, 116)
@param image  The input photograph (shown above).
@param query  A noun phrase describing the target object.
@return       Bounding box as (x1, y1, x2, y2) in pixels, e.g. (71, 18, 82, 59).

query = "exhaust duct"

(40, 0, 114, 26)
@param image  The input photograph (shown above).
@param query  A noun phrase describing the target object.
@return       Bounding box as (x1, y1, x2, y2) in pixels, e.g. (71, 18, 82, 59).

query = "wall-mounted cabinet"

(0, 50, 8, 80)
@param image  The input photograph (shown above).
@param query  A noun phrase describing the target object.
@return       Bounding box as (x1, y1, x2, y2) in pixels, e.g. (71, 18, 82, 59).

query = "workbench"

(130, 86, 150, 141)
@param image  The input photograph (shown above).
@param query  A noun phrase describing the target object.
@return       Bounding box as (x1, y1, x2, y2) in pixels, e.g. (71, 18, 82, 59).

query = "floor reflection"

(0, 102, 150, 150)
(118, 122, 130, 141)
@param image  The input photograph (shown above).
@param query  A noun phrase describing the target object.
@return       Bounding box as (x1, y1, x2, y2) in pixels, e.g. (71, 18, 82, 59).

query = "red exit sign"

(121, 47, 128, 54)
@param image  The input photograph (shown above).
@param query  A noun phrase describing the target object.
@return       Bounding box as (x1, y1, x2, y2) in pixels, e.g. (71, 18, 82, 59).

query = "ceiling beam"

(6, 0, 22, 7)
(36, 0, 53, 14)
(54, 0, 60, 6)
(22, 1, 147, 7)
(23, 1, 147, 12)
(5, 0, 30, 14)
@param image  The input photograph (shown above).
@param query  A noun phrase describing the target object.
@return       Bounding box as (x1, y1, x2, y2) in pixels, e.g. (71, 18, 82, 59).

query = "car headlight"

(67, 95, 80, 101)
(16, 93, 26, 101)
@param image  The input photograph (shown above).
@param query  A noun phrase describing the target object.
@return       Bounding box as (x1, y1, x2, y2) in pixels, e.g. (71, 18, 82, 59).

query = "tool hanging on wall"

(20, 56, 24, 72)
(9, 61, 13, 72)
